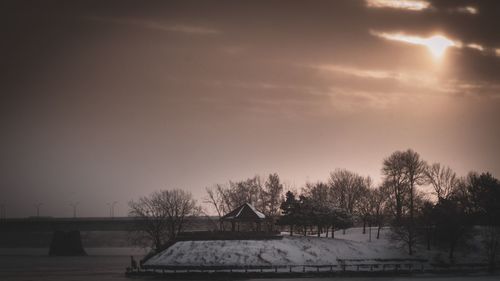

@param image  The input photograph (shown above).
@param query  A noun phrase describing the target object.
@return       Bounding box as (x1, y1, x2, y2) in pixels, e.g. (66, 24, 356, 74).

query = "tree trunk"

(409, 179, 415, 256)
(377, 225, 381, 239)
(363, 219, 366, 234)
(332, 225, 335, 238)
(369, 221, 372, 242)
(290, 225, 293, 236)
(317, 225, 321, 237)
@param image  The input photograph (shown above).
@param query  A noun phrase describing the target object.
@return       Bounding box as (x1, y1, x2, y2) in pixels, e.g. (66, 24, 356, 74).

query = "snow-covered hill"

(145, 227, 436, 267)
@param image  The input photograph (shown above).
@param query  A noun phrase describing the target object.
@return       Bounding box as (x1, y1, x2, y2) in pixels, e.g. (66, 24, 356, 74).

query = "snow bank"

(145, 228, 417, 267)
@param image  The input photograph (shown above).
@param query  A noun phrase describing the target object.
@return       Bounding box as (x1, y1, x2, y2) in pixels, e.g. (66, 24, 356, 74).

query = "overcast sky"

(1, 0, 500, 218)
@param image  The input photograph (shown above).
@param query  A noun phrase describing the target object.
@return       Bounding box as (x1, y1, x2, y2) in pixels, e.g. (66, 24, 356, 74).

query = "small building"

(220, 203, 265, 232)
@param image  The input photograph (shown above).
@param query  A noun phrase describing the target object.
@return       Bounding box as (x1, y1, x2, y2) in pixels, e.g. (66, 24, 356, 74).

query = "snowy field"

(145, 227, 484, 267)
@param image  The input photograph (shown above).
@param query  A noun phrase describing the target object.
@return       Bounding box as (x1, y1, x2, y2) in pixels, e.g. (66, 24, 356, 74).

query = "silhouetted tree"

(418, 200, 435, 251)
(466, 172, 500, 271)
(383, 149, 427, 255)
(432, 197, 473, 263)
(204, 175, 265, 226)
(261, 173, 284, 231)
(425, 163, 459, 200)
(329, 169, 367, 234)
(278, 191, 300, 236)
(228, 176, 263, 209)
(205, 184, 230, 219)
(370, 185, 388, 239)
(129, 189, 200, 251)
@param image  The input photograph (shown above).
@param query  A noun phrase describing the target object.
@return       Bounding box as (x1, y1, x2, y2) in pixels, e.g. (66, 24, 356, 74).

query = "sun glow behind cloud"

(366, 0, 430, 11)
(371, 31, 458, 59)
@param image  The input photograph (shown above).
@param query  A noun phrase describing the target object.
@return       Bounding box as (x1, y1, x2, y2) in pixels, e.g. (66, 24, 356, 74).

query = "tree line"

(128, 149, 500, 269)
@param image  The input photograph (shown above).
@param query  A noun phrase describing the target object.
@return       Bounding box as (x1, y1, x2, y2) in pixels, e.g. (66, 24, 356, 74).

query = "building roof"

(220, 203, 265, 221)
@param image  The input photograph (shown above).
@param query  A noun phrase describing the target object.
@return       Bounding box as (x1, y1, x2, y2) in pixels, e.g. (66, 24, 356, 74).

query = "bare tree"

(205, 184, 231, 218)
(371, 185, 388, 239)
(328, 169, 366, 215)
(302, 181, 331, 236)
(129, 189, 200, 252)
(382, 149, 427, 255)
(356, 178, 372, 234)
(262, 173, 284, 231)
(425, 163, 459, 200)
(328, 169, 369, 235)
(228, 176, 263, 209)
(302, 181, 330, 209)
(382, 153, 410, 223)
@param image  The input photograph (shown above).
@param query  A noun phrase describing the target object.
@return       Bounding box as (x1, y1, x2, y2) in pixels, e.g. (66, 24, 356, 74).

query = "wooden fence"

(126, 261, 496, 277)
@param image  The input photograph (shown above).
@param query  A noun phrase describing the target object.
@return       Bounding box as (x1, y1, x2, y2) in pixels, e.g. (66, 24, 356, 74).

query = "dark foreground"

(0, 248, 499, 281)
(0, 248, 144, 281)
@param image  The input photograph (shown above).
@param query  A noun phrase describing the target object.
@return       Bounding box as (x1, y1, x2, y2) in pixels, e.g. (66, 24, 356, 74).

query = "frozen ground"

(145, 227, 485, 267)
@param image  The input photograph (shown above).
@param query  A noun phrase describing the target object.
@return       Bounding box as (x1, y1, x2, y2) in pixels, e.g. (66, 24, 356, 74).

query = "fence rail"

(126, 261, 496, 277)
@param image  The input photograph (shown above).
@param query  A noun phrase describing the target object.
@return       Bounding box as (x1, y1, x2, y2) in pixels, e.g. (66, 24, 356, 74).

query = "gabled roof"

(220, 203, 265, 221)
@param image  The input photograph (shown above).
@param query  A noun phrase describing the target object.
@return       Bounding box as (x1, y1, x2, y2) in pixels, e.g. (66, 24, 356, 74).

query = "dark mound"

(49, 230, 87, 256)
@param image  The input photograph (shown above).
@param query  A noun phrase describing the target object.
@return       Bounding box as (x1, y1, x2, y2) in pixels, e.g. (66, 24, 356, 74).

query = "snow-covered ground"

(145, 227, 454, 267)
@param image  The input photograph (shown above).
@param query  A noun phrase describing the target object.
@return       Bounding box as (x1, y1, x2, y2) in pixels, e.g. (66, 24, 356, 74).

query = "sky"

(1, 0, 500, 218)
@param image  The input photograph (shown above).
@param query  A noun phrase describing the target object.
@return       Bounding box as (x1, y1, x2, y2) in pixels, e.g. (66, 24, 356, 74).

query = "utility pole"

(107, 201, 118, 218)
(35, 203, 43, 218)
(70, 202, 79, 218)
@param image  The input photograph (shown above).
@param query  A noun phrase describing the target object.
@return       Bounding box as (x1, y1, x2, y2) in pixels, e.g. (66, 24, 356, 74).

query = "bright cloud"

(365, 0, 430, 11)
(371, 31, 459, 58)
